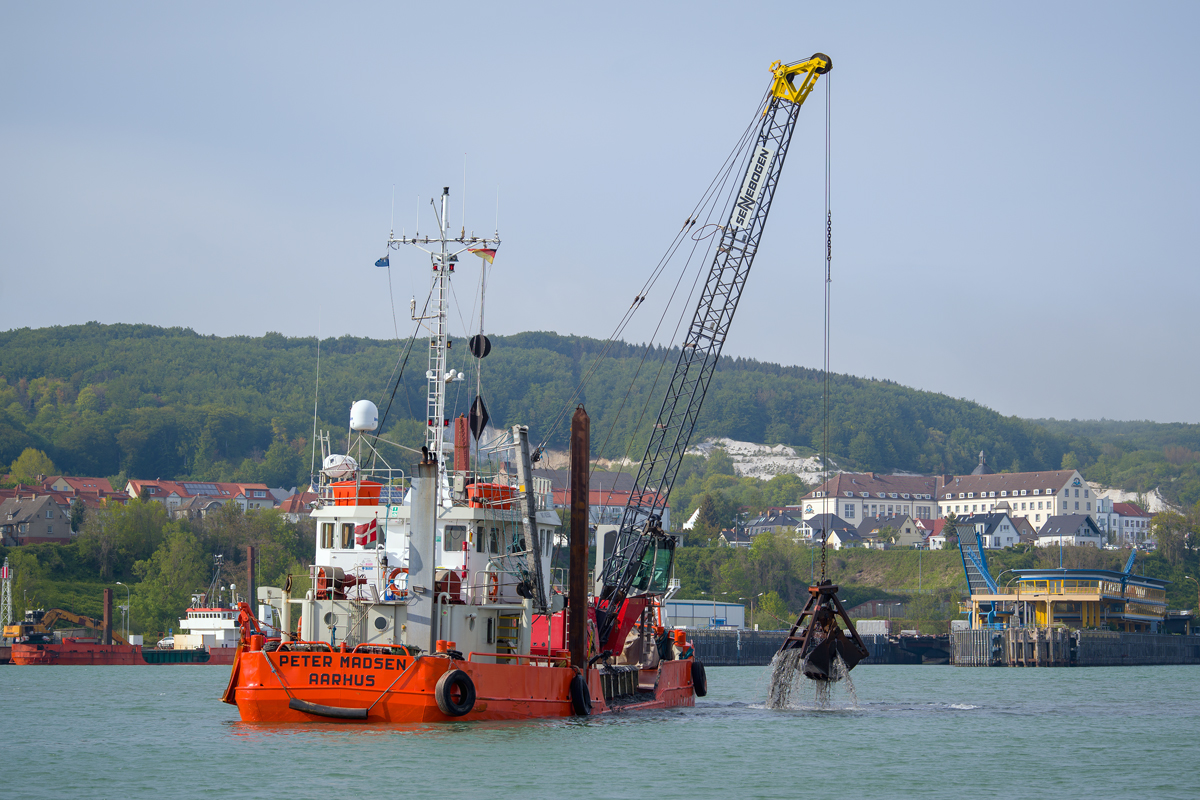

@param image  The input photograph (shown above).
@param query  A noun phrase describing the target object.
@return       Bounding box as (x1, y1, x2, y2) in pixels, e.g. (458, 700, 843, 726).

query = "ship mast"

(388, 187, 500, 478)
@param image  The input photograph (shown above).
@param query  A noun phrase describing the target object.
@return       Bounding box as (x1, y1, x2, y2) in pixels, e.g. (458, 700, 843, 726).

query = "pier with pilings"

(951, 627, 1200, 667)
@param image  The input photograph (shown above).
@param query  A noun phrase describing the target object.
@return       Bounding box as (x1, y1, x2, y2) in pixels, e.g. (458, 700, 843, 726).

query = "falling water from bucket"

(767, 648, 858, 710)
(765, 581, 867, 710)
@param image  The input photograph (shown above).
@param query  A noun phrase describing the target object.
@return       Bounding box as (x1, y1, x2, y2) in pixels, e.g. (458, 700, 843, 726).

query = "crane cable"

(532, 91, 771, 458)
(821, 73, 832, 582)
(590, 108, 761, 480)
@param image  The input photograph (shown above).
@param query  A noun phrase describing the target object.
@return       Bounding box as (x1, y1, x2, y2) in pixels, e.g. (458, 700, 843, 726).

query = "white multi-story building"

(1112, 502, 1152, 545)
(796, 473, 937, 523)
(956, 512, 1020, 549)
(936, 467, 1094, 530)
(1095, 497, 1120, 543)
(797, 455, 1104, 535)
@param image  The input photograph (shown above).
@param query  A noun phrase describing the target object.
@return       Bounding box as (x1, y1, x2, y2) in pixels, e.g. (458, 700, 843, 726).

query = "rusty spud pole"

(569, 406, 590, 669)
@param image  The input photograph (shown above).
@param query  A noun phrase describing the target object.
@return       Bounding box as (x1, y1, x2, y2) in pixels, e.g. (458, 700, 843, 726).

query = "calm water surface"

(2, 663, 1196, 799)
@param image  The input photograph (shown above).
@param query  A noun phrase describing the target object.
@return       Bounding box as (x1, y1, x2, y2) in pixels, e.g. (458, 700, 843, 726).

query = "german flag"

(468, 248, 496, 264)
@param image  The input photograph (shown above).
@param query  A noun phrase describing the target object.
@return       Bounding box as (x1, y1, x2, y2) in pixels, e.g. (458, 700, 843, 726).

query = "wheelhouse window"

(444, 525, 467, 552)
(340, 523, 354, 549)
(321, 523, 334, 549)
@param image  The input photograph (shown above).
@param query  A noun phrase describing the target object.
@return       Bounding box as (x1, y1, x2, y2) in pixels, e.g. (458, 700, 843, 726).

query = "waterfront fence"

(1076, 630, 1200, 666)
(684, 630, 899, 667)
(686, 629, 786, 666)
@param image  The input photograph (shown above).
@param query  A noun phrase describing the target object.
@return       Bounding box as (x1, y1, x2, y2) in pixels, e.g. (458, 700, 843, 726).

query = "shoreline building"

(955, 512, 1020, 550)
(1034, 514, 1103, 549)
(797, 473, 937, 523)
(0, 494, 74, 546)
(1111, 502, 1152, 545)
(936, 458, 1094, 529)
(798, 453, 1107, 537)
(125, 479, 275, 515)
(959, 532, 1167, 633)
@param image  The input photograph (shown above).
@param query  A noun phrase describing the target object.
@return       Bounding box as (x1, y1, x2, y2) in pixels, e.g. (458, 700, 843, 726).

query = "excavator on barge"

(224, 53, 854, 723)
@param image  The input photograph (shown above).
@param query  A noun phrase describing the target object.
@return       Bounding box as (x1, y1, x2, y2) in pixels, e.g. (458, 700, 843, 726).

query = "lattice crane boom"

(595, 55, 831, 646)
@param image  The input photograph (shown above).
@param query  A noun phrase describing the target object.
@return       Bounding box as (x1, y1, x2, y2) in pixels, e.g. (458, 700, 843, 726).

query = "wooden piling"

(568, 406, 589, 671)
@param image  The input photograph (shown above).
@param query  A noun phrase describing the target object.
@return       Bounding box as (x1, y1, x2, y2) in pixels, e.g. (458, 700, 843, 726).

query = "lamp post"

(998, 571, 1025, 628)
(738, 592, 765, 630)
(995, 569, 1015, 594)
(115, 581, 130, 641)
(708, 591, 728, 627)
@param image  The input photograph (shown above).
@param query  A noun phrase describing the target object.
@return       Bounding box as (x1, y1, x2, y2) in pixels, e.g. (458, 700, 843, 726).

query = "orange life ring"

(487, 572, 499, 602)
(388, 567, 408, 596)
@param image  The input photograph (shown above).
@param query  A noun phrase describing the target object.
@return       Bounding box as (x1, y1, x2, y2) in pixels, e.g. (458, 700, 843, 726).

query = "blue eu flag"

(375, 256, 389, 267)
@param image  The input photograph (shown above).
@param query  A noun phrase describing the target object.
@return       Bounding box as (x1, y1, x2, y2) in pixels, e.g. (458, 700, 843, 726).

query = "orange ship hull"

(11, 641, 144, 665)
(206, 646, 238, 666)
(226, 645, 696, 723)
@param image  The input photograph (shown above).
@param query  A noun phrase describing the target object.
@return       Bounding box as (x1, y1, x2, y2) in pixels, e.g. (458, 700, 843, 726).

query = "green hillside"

(1, 324, 1197, 505)
(0, 324, 1065, 477)
(1032, 418, 1200, 506)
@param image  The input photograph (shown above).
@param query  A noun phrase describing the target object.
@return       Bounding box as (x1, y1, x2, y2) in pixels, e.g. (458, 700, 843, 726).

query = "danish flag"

(354, 518, 378, 546)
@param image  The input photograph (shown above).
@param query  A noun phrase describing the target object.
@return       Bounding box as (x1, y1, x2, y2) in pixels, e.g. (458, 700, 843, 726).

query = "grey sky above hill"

(2, 3, 1196, 424)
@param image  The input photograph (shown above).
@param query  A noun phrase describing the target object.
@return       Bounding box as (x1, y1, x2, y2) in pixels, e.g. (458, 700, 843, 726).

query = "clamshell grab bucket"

(776, 580, 870, 682)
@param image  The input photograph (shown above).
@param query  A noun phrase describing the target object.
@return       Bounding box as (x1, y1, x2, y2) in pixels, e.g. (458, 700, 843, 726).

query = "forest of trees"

(2, 323, 1199, 512)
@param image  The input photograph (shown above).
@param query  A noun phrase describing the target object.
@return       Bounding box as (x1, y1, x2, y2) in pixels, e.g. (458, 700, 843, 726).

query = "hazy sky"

(2, 2, 1197, 424)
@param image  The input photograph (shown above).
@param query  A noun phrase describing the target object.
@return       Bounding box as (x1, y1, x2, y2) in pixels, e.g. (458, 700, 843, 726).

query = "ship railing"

(273, 641, 334, 652)
(315, 466, 555, 511)
(990, 581, 1166, 603)
(309, 563, 409, 604)
(463, 568, 528, 606)
(467, 651, 569, 666)
(316, 467, 409, 508)
(549, 567, 568, 597)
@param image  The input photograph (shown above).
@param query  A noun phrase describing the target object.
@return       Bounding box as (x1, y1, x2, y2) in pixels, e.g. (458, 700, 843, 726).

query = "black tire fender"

(691, 660, 708, 698)
(434, 668, 476, 717)
(569, 673, 592, 716)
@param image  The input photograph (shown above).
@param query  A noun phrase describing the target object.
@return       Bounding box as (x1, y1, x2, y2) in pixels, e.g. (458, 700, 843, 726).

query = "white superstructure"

(258, 185, 563, 660)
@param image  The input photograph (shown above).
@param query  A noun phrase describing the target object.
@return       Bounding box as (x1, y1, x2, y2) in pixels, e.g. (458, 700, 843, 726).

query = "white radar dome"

(322, 454, 358, 479)
(350, 399, 379, 432)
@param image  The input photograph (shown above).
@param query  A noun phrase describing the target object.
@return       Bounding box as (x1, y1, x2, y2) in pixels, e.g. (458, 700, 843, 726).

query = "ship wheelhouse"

(299, 452, 562, 658)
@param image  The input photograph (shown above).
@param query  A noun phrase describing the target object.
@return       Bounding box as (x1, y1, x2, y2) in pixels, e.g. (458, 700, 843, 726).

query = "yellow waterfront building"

(965, 569, 1168, 632)
(957, 524, 1168, 632)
